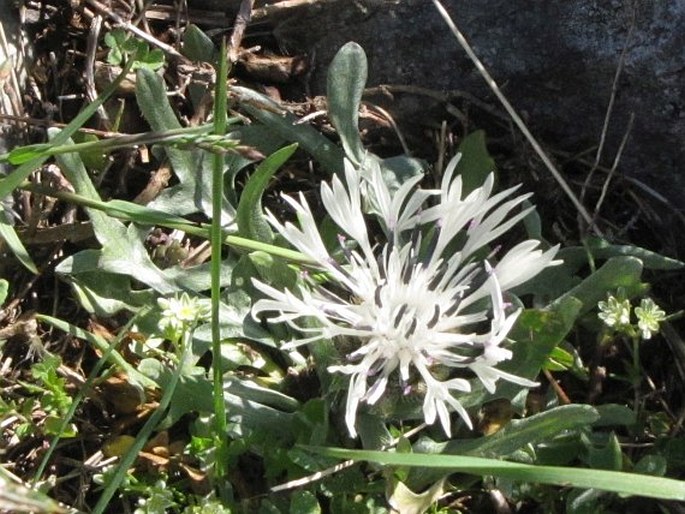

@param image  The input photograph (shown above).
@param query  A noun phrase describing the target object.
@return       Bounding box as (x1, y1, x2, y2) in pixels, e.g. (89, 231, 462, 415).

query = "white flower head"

(634, 298, 666, 340)
(252, 156, 560, 438)
(598, 294, 631, 328)
(158, 292, 210, 339)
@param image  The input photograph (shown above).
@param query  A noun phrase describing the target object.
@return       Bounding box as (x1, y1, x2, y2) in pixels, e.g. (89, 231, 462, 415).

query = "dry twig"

(432, 0, 600, 236)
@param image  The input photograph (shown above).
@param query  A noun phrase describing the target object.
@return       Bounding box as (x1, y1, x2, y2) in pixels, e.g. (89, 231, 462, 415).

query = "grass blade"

(307, 446, 685, 501)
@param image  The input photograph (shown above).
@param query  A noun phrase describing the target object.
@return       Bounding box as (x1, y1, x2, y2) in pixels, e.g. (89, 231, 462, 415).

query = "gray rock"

(265, 0, 685, 209)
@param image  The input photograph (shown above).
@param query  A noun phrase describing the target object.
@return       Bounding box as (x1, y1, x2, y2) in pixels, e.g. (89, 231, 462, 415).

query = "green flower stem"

(1, 121, 246, 165)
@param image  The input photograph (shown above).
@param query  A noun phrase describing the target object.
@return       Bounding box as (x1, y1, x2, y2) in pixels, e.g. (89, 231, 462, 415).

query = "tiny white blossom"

(252, 156, 560, 438)
(158, 292, 210, 338)
(634, 298, 666, 340)
(597, 295, 631, 328)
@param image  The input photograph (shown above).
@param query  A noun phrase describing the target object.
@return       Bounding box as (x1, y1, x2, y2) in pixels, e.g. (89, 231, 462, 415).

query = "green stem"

(210, 39, 231, 502)
(632, 336, 641, 414)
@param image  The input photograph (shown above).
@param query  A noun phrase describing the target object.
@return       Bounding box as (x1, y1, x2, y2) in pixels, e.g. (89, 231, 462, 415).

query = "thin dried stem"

(592, 113, 634, 223)
(432, 0, 601, 236)
(229, 0, 256, 63)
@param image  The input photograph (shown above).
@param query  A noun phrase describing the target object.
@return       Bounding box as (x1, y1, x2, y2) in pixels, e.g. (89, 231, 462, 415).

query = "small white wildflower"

(634, 298, 666, 340)
(252, 156, 560, 438)
(597, 295, 631, 328)
(158, 292, 210, 338)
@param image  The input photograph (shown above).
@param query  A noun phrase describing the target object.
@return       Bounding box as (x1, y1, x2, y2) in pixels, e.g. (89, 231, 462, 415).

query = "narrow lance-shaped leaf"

(409, 404, 599, 489)
(233, 86, 344, 174)
(327, 42, 368, 165)
(236, 143, 298, 243)
(0, 207, 38, 274)
(454, 130, 496, 195)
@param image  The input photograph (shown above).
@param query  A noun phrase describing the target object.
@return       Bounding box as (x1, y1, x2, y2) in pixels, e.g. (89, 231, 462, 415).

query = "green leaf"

(593, 404, 637, 428)
(454, 130, 496, 195)
(551, 256, 645, 315)
(193, 295, 275, 348)
(248, 251, 298, 292)
(487, 296, 583, 403)
(327, 42, 367, 165)
(6, 143, 52, 164)
(103, 30, 118, 49)
(634, 454, 667, 477)
(234, 86, 344, 174)
(450, 404, 599, 458)
(293, 399, 329, 446)
(290, 490, 321, 514)
(65, 270, 155, 316)
(237, 144, 298, 243)
(182, 24, 216, 62)
(181, 25, 215, 110)
(357, 412, 393, 451)
(545, 345, 575, 371)
(522, 199, 543, 240)
(379, 155, 426, 192)
(136, 69, 236, 222)
(0, 207, 38, 274)
(387, 478, 445, 514)
(139, 360, 295, 435)
(72, 132, 107, 171)
(141, 48, 165, 70)
(582, 432, 622, 471)
(410, 404, 598, 489)
(136, 68, 182, 131)
(0, 279, 8, 305)
(565, 488, 608, 514)
(584, 236, 684, 270)
(306, 446, 685, 501)
(52, 135, 178, 294)
(43, 415, 77, 438)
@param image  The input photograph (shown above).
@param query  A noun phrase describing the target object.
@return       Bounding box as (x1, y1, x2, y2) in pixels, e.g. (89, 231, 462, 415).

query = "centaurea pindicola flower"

(252, 156, 560, 438)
